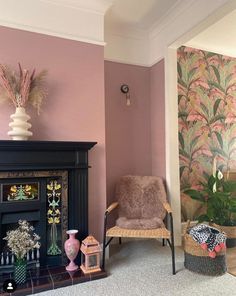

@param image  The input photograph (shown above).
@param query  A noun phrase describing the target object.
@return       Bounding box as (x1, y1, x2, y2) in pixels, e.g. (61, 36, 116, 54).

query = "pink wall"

(150, 59, 166, 178)
(105, 61, 152, 206)
(0, 26, 106, 240)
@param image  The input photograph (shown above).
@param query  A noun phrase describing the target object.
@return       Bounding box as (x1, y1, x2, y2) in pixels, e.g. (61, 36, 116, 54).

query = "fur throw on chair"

(115, 176, 167, 229)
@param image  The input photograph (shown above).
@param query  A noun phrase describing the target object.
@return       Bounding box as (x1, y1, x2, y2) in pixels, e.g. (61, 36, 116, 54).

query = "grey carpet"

(34, 240, 235, 296)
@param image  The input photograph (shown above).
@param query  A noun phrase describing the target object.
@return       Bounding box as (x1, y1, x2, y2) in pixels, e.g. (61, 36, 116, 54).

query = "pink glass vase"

(64, 230, 80, 271)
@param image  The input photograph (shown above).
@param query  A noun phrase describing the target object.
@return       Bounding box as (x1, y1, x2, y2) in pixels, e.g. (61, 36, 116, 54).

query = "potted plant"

(185, 169, 236, 247)
(4, 220, 40, 284)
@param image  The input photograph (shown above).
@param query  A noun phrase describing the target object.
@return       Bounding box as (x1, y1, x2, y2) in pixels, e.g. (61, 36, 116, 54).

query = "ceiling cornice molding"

(105, 22, 148, 40)
(104, 58, 149, 68)
(40, 0, 114, 15)
(104, 29, 150, 66)
(105, 0, 234, 67)
(149, 0, 195, 39)
(0, 0, 114, 45)
(148, 0, 233, 65)
(104, 0, 197, 66)
(0, 21, 106, 46)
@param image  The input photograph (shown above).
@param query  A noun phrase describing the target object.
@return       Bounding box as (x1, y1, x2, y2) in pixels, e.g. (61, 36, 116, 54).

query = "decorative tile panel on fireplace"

(0, 140, 96, 273)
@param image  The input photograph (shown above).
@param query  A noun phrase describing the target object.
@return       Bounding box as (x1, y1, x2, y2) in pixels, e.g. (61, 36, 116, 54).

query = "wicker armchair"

(102, 176, 176, 274)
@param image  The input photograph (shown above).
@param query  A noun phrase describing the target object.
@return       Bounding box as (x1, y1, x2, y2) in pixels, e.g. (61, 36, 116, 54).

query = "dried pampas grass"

(0, 63, 47, 114)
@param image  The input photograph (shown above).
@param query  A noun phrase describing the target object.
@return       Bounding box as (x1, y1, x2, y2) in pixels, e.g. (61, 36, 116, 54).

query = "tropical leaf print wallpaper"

(178, 46, 236, 221)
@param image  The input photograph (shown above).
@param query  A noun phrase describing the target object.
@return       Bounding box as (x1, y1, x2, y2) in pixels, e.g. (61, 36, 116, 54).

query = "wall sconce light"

(120, 84, 131, 106)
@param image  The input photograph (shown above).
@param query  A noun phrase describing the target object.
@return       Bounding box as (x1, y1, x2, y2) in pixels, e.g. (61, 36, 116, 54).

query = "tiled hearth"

(0, 266, 107, 295)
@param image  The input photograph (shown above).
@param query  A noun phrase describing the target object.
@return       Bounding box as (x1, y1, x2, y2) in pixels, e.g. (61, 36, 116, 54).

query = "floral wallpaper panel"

(178, 46, 236, 221)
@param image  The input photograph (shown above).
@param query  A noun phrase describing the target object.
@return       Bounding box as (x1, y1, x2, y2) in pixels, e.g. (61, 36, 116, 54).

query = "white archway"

(165, 1, 236, 246)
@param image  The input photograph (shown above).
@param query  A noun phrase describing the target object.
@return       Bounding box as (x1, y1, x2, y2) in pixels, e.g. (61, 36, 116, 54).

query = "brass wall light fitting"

(120, 84, 131, 106)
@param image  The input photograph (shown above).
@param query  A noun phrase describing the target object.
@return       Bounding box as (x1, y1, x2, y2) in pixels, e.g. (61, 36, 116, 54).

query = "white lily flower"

(213, 182, 217, 193)
(217, 170, 223, 180)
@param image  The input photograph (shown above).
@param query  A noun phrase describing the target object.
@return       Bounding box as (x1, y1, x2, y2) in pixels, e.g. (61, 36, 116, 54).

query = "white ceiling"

(185, 9, 236, 58)
(105, 0, 179, 30)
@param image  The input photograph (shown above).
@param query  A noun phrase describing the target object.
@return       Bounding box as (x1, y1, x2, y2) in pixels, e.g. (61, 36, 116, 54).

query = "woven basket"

(183, 221, 227, 276)
(211, 223, 236, 248)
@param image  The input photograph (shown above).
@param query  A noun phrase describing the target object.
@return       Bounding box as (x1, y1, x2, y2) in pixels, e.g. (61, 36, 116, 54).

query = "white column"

(165, 47, 181, 246)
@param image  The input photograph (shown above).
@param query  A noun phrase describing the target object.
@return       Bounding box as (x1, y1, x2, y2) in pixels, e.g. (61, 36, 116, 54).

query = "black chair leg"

(119, 237, 122, 244)
(102, 240, 106, 270)
(170, 213, 176, 275)
(171, 244, 176, 275)
(102, 212, 108, 270)
(162, 239, 165, 246)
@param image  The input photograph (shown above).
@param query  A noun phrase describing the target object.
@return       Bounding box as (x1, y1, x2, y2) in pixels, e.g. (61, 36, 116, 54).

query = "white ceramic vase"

(8, 107, 33, 140)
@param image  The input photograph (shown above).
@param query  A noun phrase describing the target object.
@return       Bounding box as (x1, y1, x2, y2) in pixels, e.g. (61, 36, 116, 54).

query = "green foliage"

(213, 99, 221, 116)
(211, 65, 221, 84)
(184, 170, 236, 226)
(177, 62, 182, 79)
(179, 132, 185, 150)
(214, 132, 223, 149)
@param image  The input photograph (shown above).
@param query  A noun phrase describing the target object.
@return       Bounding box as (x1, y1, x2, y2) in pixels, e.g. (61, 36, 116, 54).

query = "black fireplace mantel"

(0, 140, 97, 171)
(0, 140, 97, 267)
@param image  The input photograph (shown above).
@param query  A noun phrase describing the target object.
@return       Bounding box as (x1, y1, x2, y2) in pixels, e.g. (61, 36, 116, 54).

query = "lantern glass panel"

(81, 253, 85, 265)
(88, 255, 97, 267)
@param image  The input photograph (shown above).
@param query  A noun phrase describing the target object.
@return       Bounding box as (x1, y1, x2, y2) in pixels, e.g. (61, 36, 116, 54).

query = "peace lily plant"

(185, 161, 236, 226)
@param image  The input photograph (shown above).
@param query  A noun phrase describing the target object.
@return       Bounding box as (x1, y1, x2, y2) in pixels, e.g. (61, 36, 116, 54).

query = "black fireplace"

(0, 140, 96, 270)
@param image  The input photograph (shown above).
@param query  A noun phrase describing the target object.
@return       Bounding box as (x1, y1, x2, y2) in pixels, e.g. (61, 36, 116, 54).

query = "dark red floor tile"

(11, 287, 33, 296)
(90, 270, 107, 281)
(32, 276, 53, 294)
(71, 269, 91, 285)
(51, 272, 72, 289)
(0, 265, 107, 294)
(10, 279, 33, 296)
(47, 266, 66, 275)
(30, 267, 49, 279)
(0, 289, 9, 296)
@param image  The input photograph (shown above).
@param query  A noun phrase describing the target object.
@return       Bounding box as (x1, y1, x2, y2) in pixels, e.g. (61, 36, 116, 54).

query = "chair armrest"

(163, 202, 172, 214)
(105, 202, 119, 214)
(162, 202, 174, 247)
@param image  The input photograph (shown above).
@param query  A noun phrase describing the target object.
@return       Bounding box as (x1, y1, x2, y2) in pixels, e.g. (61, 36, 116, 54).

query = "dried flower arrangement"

(0, 63, 47, 114)
(4, 220, 40, 261)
